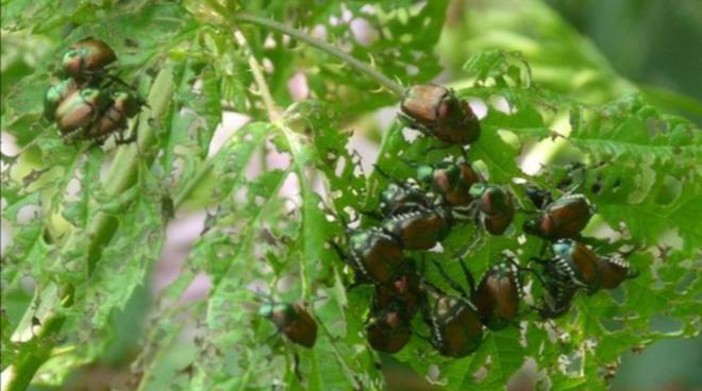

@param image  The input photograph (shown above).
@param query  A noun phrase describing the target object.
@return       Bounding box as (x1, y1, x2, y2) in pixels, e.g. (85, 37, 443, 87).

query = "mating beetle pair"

(366, 263, 423, 354)
(531, 239, 638, 318)
(44, 38, 145, 144)
(52, 88, 143, 144)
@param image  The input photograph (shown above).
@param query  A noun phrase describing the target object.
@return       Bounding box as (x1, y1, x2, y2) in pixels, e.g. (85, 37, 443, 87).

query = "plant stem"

(1, 68, 175, 391)
(233, 12, 405, 97)
(233, 29, 281, 122)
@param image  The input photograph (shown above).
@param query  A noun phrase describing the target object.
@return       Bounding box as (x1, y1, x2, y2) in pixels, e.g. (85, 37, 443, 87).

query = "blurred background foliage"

(439, 0, 702, 127)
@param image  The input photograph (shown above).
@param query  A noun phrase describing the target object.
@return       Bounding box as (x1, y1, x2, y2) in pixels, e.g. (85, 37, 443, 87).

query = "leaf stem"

(233, 12, 405, 97)
(233, 28, 281, 122)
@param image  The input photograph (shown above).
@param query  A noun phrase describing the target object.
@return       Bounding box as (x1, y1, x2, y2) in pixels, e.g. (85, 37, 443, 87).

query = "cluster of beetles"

(44, 38, 144, 144)
(262, 84, 638, 358)
(43, 38, 638, 360)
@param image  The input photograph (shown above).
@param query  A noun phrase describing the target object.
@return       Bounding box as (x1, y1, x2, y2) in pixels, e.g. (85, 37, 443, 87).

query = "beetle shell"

(552, 239, 601, 293)
(401, 84, 480, 145)
(598, 254, 635, 290)
(379, 182, 431, 216)
(473, 262, 521, 330)
(401, 84, 449, 126)
(432, 99, 480, 145)
(429, 296, 483, 358)
(259, 302, 318, 348)
(524, 194, 594, 240)
(55, 88, 109, 136)
(470, 184, 515, 235)
(366, 307, 412, 354)
(349, 229, 404, 284)
(382, 208, 451, 250)
(62, 38, 117, 80)
(373, 262, 423, 319)
(44, 78, 79, 121)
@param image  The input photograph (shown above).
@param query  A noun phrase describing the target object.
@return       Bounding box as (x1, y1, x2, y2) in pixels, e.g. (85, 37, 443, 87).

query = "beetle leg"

(454, 235, 484, 259)
(357, 209, 384, 222)
(292, 352, 303, 382)
(431, 259, 470, 298)
(372, 163, 402, 184)
(397, 111, 430, 135)
(457, 257, 477, 296)
(328, 240, 351, 267)
(115, 117, 139, 145)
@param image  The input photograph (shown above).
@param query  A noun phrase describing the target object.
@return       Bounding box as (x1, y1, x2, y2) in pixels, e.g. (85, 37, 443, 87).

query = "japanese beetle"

(532, 257, 581, 319)
(524, 194, 594, 240)
(61, 38, 117, 81)
(416, 161, 485, 207)
(366, 305, 412, 354)
(259, 302, 318, 348)
(421, 288, 484, 358)
(552, 239, 601, 294)
(537, 277, 579, 319)
(84, 90, 144, 143)
(44, 78, 79, 121)
(55, 88, 110, 138)
(597, 254, 637, 290)
(466, 183, 515, 235)
(373, 261, 423, 319)
(382, 207, 452, 250)
(331, 228, 404, 285)
(401, 84, 480, 145)
(473, 261, 522, 330)
(530, 240, 601, 318)
(379, 182, 432, 217)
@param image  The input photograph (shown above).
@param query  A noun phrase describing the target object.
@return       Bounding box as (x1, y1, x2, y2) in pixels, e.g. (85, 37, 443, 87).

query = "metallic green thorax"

(44, 78, 78, 120)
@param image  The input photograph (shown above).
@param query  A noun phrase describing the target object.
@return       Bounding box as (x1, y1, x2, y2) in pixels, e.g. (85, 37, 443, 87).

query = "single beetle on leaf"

(61, 38, 117, 81)
(460, 183, 515, 235)
(401, 84, 480, 145)
(472, 261, 523, 330)
(331, 228, 405, 285)
(382, 207, 452, 250)
(524, 194, 595, 240)
(259, 302, 318, 348)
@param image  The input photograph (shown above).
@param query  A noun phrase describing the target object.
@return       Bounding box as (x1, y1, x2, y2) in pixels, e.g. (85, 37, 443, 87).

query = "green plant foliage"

(1, 1, 701, 390)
